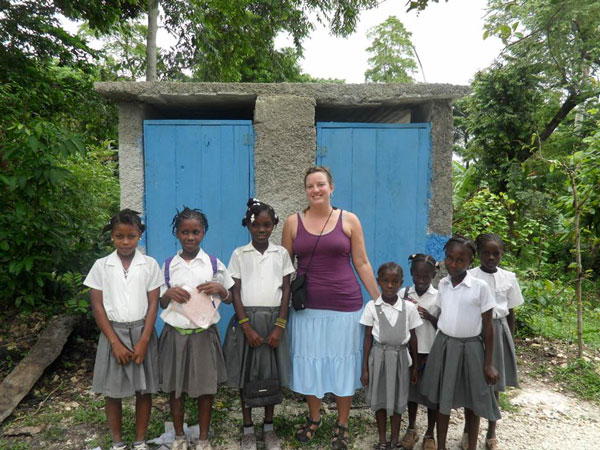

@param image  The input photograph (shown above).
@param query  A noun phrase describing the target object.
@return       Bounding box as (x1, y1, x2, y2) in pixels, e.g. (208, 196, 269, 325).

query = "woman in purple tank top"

(282, 166, 380, 450)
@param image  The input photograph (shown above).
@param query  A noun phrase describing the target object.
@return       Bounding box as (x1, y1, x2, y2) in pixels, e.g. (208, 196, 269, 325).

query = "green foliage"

(554, 359, 600, 403)
(364, 16, 417, 83)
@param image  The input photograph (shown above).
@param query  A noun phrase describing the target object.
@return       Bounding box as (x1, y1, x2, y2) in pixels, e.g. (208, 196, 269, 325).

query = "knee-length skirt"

(407, 353, 437, 409)
(158, 323, 227, 398)
(492, 317, 519, 392)
(366, 341, 410, 416)
(222, 306, 291, 389)
(92, 319, 159, 398)
(420, 332, 501, 421)
(289, 307, 363, 398)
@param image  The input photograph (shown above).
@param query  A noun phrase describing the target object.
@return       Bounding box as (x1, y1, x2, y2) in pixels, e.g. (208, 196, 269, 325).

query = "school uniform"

(158, 249, 234, 399)
(84, 249, 163, 398)
(420, 272, 501, 421)
(223, 242, 295, 391)
(470, 266, 524, 391)
(402, 285, 439, 409)
(360, 296, 423, 416)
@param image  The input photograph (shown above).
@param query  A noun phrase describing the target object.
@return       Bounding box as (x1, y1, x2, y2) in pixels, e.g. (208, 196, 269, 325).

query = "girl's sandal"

(295, 416, 322, 443)
(374, 442, 389, 450)
(331, 423, 350, 450)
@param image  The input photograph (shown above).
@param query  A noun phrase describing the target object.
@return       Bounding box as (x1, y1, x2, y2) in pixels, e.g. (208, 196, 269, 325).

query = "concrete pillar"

(117, 102, 145, 213)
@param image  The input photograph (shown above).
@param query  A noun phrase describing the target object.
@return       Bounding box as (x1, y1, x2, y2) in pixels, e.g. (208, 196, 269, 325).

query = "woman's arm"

(346, 212, 380, 299)
(281, 214, 297, 259)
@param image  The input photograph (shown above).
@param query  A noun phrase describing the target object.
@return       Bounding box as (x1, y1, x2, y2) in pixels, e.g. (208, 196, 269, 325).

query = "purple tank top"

(293, 211, 363, 312)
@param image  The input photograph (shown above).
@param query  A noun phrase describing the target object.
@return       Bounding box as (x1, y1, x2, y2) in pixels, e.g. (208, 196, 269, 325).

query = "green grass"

(554, 359, 600, 403)
(498, 391, 518, 413)
(0, 439, 30, 450)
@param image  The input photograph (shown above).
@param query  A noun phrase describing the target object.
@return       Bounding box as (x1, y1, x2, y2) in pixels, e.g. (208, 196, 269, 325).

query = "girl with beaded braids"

(158, 206, 234, 450)
(460, 233, 524, 450)
(223, 198, 294, 450)
(84, 209, 162, 450)
(420, 235, 500, 450)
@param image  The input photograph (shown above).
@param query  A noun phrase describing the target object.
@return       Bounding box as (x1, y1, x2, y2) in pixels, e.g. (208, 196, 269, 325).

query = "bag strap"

(209, 254, 217, 275)
(164, 256, 175, 288)
(303, 207, 337, 274)
(402, 286, 411, 300)
(244, 344, 280, 384)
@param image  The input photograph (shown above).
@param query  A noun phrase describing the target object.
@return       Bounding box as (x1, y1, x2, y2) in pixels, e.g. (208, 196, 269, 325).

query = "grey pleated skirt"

(158, 324, 227, 399)
(92, 319, 159, 399)
(222, 306, 291, 389)
(408, 354, 437, 409)
(420, 332, 501, 421)
(366, 341, 410, 416)
(492, 317, 519, 392)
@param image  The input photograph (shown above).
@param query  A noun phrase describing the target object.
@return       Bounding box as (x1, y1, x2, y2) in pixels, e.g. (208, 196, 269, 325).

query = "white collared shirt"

(228, 241, 295, 307)
(360, 296, 423, 345)
(436, 272, 496, 338)
(159, 249, 234, 329)
(402, 285, 439, 354)
(469, 267, 524, 319)
(84, 250, 163, 322)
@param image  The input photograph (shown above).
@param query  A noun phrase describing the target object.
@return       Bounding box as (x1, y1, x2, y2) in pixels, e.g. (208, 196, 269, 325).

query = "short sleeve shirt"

(436, 272, 496, 338)
(402, 285, 439, 354)
(228, 242, 295, 307)
(360, 296, 423, 345)
(469, 267, 524, 319)
(84, 250, 163, 322)
(159, 249, 234, 329)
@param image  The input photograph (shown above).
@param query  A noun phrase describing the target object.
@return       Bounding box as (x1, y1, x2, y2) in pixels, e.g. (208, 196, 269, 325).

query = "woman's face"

(305, 171, 333, 207)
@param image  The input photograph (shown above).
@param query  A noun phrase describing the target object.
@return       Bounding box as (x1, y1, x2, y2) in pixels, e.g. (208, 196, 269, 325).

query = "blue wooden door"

(316, 122, 431, 298)
(144, 120, 254, 336)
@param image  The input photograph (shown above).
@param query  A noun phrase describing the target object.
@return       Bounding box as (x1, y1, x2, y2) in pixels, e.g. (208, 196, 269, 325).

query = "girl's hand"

(111, 340, 133, 365)
(484, 364, 499, 386)
(241, 324, 264, 348)
(197, 282, 227, 299)
(361, 368, 369, 386)
(411, 365, 419, 384)
(418, 306, 435, 322)
(165, 287, 191, 304)
(266, 326, 283, 349)
(132, 337, 149, 364)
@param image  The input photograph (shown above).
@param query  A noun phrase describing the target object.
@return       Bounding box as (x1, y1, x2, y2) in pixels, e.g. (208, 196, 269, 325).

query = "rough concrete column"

(253, 95, 316, 243)
(117, 102, 145, 213)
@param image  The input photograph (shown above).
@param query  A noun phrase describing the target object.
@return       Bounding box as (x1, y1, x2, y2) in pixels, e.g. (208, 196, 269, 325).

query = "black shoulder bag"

(290, 207, 336, 311)
(242, 345, 282, 408)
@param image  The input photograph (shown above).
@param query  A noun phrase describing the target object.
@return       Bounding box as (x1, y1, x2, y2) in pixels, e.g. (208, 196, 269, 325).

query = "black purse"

(242, 346, 282, 408)
(291, 208, 335, 311)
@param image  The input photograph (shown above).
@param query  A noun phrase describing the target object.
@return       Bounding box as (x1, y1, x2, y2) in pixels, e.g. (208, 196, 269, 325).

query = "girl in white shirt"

(400, 254, 439, 450)
(158, 207, 234, 450)
(84, 209, 163, 450)
(420, 236, 500, 450)
(463, 233, 524, 450)
(360, 262, 422, 450)
(223, 198, 294, 450)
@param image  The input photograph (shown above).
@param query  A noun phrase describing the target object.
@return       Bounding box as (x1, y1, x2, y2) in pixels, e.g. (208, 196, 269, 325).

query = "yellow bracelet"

(275, 322, 286, 329)
(238, 317, 249, 325)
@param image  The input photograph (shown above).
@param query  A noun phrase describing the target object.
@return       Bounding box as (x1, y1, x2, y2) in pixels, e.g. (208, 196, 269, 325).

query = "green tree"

(364, 16, 418, 83)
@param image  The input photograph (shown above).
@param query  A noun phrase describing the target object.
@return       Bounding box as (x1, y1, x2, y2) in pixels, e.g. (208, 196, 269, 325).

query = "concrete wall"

(98, 82, 468, 253)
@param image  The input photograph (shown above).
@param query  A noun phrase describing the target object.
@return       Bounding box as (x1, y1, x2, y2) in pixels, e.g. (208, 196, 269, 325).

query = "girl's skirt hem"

(222, 306, 291, 390)
(158, 323, 227, 398)
(92, 319, 159, 399)
(420, 332, 501, 421)
(366, 342, 410, 416)
(289, 307, 363, 398)
(492, 317, 519, 392)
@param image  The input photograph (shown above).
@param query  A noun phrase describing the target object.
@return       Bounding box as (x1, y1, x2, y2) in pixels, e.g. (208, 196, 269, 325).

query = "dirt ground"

(1, 314, 599, 450)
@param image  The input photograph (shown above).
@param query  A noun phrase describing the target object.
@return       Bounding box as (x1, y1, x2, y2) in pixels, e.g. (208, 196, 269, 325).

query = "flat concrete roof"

(94, 82, 470, 107)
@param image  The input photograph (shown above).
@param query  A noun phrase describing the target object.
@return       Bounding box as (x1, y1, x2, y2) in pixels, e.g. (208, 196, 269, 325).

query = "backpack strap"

(402, 286, 411, 300)
(208, 254, 217, 276)
(164, 256, 175, 288)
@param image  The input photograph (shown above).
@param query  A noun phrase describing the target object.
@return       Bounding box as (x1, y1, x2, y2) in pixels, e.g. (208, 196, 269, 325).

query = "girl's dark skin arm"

(231, 278, 263, 347)
(361, 326, 374, 386)
(132, 287, 159, 364)
(482, 308, 499, 385)
(90, 288, 133, 365)
(409, 329, 419, 384)
(507, 308, 516, 338)
(266, 274, 291, 349)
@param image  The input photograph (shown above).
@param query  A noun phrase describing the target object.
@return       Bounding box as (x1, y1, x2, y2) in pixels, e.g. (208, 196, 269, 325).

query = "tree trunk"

(572, 175, 583, 358)
(146, 0, 159, 81)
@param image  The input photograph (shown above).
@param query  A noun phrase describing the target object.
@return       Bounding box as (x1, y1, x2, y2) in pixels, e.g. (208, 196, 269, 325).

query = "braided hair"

(241, 198, 279, 227)
(170, 206, 208, 236)
(377, 261, 404, 279)
(408, 253, 439, 275)
(443, 234, 476, 258)
(475, 233, 505, 252)
(102, 209, 145, 234)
